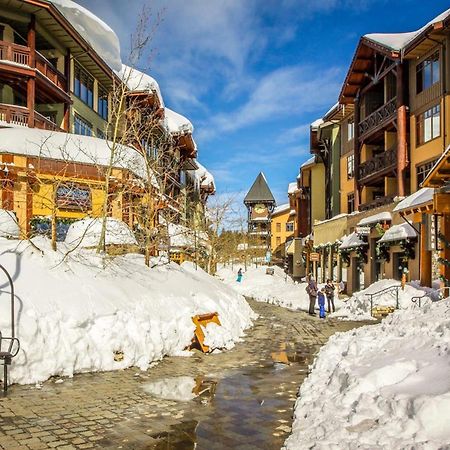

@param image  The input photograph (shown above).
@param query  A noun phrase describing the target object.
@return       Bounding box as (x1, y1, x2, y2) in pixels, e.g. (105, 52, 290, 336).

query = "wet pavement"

(0, 300, 371, 450)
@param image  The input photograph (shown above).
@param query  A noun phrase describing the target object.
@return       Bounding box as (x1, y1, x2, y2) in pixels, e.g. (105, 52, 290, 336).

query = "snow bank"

(0, 238, 255, 385)
(64, 218, 138, 247)
(217, 265, 344, 312)
(0, 209, 20, 238)
(332, 279, 432, 321)
(284, 298, 450, 449)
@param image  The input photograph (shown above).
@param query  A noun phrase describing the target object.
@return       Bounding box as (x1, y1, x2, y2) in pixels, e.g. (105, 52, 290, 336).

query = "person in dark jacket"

(324, 279, 336, 313)
(306, 275, 318, 315)
(236, 268, 243, 283)
(318, 289, 326, 319)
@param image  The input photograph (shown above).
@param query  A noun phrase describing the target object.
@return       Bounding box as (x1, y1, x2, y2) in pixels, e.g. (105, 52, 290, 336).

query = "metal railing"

(412, 286, 450, 306)
(359, 97, 397, 140)
(358, 147, 397, 182)
(366, 284, 401, 317)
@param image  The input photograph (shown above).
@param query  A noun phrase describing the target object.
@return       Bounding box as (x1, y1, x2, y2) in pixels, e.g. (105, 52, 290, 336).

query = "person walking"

(324, 278, 336, 313)
(318, 288, 326, 319)
(236, 268, 243, 283)
(306, 275, 318, 316)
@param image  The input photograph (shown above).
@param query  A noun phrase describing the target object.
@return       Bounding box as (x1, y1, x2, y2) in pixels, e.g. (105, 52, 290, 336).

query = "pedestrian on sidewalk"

(236, 268, 243, 283)
(318, 288, 326, 319)
(324, 278, 336, 313)
(305, 274, 318, 316)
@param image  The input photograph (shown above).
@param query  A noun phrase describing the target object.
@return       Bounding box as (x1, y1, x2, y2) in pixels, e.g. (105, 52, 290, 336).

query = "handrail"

(366, 284, 401, 316)
(0, 263, 15, 338)
(411, 293, 428, 307)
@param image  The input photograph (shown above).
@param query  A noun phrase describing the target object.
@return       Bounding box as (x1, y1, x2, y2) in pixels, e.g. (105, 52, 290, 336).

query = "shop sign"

(356, 226, 371, 236)
(309, 252, 320, 262)
(428, 214, 441, 251)
(56, 183, 91, 211)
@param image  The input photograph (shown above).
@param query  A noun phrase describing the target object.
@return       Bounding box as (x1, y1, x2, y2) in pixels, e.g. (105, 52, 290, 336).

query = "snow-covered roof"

(168, 223, 208, 249)
(300, 156, 316, 169)
(273, 203, 290, 215)
(339, 232, 367, 250)
(364, 8, 450, 53)
(49, 0, 122, 71)
(0, 127, 155, 184)
(164, 108, 194, 135)
(0, 209, 19, 239)
(194, 162, 215, 192)
(288, 182, 298, 194)
(117, 64, 164, 107)
(357, 212, 392, 226)
(393, 188, 435, 212)
(310, 118, 323, 129)
(378, 222, 418, 243)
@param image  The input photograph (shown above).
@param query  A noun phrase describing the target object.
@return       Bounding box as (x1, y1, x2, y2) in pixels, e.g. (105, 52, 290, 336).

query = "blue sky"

(79, 0, 449, 206)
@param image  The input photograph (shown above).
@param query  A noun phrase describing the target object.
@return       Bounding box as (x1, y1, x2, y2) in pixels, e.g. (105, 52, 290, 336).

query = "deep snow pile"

(0, 238, 255, 385)
(217, 265, 344, 312)
(284, 299, 450, 449)
(332, 279, 433, 321)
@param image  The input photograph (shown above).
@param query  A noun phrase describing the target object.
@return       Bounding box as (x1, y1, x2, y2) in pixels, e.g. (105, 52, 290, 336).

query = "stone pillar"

(441, 213, 450, 285)
(420, 214, 432, 287)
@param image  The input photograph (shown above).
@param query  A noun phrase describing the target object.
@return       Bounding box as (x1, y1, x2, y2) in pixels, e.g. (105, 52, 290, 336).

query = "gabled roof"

(422, 146, 450, 188)
(244, 172, 275, 204)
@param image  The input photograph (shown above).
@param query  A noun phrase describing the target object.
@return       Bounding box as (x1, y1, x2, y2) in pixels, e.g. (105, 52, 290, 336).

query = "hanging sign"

(356, 226, 371, 236)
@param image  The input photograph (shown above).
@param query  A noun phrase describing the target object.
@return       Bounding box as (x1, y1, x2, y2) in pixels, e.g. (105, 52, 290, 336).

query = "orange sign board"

(309, 252, 320, 262)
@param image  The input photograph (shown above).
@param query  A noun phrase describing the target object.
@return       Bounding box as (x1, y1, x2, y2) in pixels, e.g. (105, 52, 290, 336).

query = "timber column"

(353, 95, 361, 209)
(27, 15, 36, 127)
(441, 213, 450, 285)
(420, 214, 432, 287)
(396, 61, 408, 197)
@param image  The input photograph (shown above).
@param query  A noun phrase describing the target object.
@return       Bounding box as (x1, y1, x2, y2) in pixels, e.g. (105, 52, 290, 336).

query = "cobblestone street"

(0, 300, 370, 450)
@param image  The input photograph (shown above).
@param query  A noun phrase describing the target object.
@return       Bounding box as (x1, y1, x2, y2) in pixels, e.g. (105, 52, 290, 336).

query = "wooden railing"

(0, 103, 62, 131)
(359, 97, 397, 140)
(0, 41, 30, 66)
(359, 195, 396, 212)
(358, 147, 397, 182)
(0, 40, 67, 92)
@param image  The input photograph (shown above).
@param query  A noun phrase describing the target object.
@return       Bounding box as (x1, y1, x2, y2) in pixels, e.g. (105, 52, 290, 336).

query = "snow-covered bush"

(0, 209, 20, 238)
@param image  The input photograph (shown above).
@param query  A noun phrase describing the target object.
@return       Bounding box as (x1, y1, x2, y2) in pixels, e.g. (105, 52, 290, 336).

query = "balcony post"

(396, 61, 408, 198)
(27, 78, 35, 127)
(354, 95, 361, 209)
(27, 15, 36, 68)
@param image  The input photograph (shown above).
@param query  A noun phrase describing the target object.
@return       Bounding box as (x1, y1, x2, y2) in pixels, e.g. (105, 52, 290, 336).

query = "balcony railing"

(0, 103, 63, 131)
(359, 97, 397, 140)
(359, 195, 396, 212)
(0, 40, 67, 92)
(358, 147, 397, 182)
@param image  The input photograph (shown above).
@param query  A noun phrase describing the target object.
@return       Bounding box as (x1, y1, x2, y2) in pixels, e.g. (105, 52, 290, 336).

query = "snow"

(288, 182, 298, 194)
(300, 156, 315, 169)
(339, 232, 367, 250)
(285, 297, 450, 449)
(217, 265, 344, 313)
(357, 212, 392, 226)
(0, 209, 20, 238)
(0, 238, 255, 385)
(64, 218, 138, 248)
(164, 108, 194, 135)
(117, 64, 164, 107)
(364, 8, 450, 52)
(0, 127, 153, 183)
(310, 118, 323, 129)
(378, 222, 417, 243)
(393, 187, 435, 212)
(273, 203, 290, 215)
(193, 162, 215, 192)
(142, 376, 196, 402)
(331, 279, 432, 321)
(50, 0, 122, 71)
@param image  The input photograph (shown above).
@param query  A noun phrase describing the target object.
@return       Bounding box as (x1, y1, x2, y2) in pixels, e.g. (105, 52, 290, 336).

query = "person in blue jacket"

(318, 288, 326, 319)
(236, 268, 243, 283)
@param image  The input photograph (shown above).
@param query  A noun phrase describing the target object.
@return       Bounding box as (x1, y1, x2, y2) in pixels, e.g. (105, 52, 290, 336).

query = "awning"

(286, 240, 295, 255)
(357, 212, 392, 226)
(339, 232, 367, 250)
(378, 222, 417, 243)
(393, 188, 435, 214)
(313, 214, 348, 246)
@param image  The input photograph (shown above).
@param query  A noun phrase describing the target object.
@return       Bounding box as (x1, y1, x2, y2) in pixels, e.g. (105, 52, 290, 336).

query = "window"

(347, 154, 355, 179)
(74, 114, 92, 136)
(417, 159, 439, 188)
(286, 222, 294, 232)
(74, 62, 94, 108)
(97, 85, 109, 120)
(276, 237, 281, 246)
(417, 104, 440, 145)
(416, 51, 440, 94)
(347, 193, 354, 214)
(276, 222, 281, 233)
(347, 120, 354, 141)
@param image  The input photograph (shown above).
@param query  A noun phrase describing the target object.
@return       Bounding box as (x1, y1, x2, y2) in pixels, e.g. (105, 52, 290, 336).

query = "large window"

(276, 222, 281, 233)
(416, 51, 440, 94)
(74, 114, 92, 136)
(286, 222, 294, 232)
(74, 62, 94, 108)
(347, 193, 354, 214)
(347, 120, 354, 141)
(347, 154, 355, 179)
(417, 159, 439, 188)
(97, 85, 109, 120)
(417, 104, 440, 146)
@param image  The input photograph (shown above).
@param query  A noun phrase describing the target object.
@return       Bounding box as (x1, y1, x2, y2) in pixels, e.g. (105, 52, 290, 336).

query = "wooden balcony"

(359, 195, 396, 212)
(0, 103, 63, 131)
(358, 97, 397, 141)
(358, 147, 397, 183)
(0, 40, 67, 93)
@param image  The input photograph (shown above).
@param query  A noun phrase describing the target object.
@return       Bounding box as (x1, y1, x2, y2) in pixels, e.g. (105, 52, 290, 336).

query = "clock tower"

(244, 172, 276, 257)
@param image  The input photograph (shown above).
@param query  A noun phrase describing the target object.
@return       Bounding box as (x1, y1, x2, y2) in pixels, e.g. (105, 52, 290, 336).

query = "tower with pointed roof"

(244, 172, 276, 255)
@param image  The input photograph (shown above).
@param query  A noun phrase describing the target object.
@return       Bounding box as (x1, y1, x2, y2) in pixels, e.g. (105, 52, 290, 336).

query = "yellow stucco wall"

(311, 163, 325, 223)
(340, 155, 354, 213)
(271, 208, 294, 254)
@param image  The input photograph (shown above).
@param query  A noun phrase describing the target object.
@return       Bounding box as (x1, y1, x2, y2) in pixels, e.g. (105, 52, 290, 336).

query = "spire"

(244, 172, 276, 204)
